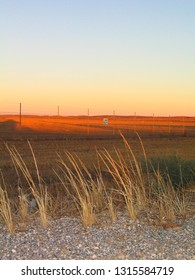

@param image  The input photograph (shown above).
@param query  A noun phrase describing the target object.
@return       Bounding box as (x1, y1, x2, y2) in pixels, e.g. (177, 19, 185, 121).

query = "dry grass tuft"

(6, 142, 50, 228)
(0, 179, 15, 234)
(55, 152, 104, 226)
(18, 187, 29, 222)
(106, 192, 117, 222)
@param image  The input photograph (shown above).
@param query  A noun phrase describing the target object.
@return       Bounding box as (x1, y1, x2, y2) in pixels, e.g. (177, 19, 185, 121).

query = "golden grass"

(18, 187, 29, 222)
(0, 134, 193, 233)
(5, 142, 50, 228)
(55, 152, 105, 226)
(106, 192, 117, 222)
(0, 179, 15, 234)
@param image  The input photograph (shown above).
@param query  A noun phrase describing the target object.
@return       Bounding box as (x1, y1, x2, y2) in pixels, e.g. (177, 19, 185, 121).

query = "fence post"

(19, 102, 22, 128)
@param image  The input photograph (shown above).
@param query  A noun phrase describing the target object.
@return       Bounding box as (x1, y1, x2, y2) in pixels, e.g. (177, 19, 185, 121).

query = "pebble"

(0, 212, 194, 260)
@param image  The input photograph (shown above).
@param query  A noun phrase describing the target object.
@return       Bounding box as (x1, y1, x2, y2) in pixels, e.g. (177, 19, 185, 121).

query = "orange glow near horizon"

(1, 83, 194, 117)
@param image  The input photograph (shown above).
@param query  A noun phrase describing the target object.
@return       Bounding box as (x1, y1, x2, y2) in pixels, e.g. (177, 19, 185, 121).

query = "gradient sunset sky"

(1, 0, 195, 116)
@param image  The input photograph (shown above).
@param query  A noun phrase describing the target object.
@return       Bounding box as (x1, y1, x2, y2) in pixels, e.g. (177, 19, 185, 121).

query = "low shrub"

(145, 155, 195, 190)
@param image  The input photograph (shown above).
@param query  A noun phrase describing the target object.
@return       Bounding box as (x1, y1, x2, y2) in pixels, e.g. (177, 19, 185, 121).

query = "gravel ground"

(0, 212, 194, 260)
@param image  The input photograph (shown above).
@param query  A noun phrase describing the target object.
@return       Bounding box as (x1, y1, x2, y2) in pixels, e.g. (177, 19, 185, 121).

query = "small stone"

(163, 223, 182, 230)
(11, 249, 16, 253)
(151, 253, 156, 259)
(117, 253, 129, 259)
(136, 251, 143, 258)
(29, 198, 37, 212)
(165, 226, 182, 231)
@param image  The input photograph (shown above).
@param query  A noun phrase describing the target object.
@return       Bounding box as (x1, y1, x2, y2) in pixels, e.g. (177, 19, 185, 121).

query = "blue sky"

(1, 0, 195, 115)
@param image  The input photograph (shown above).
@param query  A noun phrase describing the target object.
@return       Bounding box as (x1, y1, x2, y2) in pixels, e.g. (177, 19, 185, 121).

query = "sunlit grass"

(55, 152, 105, 226)
(0, 179, 15, 234)
(5, 142, 50, 228)
(0, 135, 194, 233)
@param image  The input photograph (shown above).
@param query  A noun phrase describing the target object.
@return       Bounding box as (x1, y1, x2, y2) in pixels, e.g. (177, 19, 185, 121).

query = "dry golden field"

(0, 115, 195, 138)
(0, 115, 195, 186)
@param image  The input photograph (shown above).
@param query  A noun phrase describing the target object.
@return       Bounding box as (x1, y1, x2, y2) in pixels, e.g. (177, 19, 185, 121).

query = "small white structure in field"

(103, 118, 108, 125)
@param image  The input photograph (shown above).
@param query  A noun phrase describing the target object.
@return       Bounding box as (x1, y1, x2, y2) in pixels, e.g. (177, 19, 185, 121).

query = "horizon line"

(0, 114, 194, 118)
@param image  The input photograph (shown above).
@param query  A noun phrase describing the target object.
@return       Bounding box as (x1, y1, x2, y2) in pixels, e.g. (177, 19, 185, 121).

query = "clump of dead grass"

(5, 142, 50, 228)
(0, 176, 15, 234)
(55, 152, 106, 226)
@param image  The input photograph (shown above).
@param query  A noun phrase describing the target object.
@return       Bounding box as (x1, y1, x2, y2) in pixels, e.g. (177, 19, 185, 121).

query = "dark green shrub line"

(141, 155, 195, 190)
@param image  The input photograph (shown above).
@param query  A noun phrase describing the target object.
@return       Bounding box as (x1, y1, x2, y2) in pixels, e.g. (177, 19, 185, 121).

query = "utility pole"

(182, 116, 185, 136)
(87, 108, 89, 135)
(134, 112, 137, 130)
(113, 109, 115, 135)
(19, 102, 22, 128)
(152, 113, 155, 133)
(169, 115, 171, 135)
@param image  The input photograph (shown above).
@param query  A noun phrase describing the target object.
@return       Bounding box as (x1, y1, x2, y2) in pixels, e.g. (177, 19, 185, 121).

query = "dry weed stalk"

(18, 187, 29, 222)
(6, 142, 50, 227)
(151, 170, 187, 222)
(55, 152, 104, 226)
(97, 145, 146, 220)
(0, 182, 15, 234)
(106, 192, 117, 222)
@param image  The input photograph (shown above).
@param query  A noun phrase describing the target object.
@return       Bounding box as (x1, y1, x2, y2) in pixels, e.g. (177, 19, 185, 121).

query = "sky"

(0, 0, 195, 116)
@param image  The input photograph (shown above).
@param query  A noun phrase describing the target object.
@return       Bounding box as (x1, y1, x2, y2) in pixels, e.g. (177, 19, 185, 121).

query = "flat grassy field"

(0, 115, 194, 171)
(0, 115, 195, 138)
(0, 115, 195, 186)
